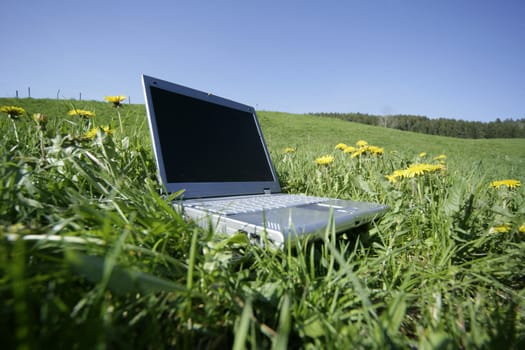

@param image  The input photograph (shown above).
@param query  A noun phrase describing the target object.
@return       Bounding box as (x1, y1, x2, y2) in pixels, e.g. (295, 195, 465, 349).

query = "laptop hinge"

(263, 188, 271, 195)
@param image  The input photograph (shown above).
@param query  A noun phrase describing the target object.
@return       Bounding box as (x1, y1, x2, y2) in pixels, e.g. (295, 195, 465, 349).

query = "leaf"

(384, 293, 407, 333)
(443, 182, 464, 216)
(419, 331, 451, 350)
(301, 317, 325, 339)
(232, 299, 253, 350)
(210, 233, 250, 251)
(65, 249, 185, 295)
(273, 294, 291, 350)
(357, 175, 376, 195)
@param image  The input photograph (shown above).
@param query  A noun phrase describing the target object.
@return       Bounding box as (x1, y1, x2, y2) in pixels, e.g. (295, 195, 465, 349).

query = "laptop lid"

(142, 74, 282, 199)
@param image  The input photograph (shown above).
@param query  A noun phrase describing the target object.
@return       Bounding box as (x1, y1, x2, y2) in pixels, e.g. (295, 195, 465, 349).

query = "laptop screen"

(150, 85, 274, 182)
(143, 75, 281, 198)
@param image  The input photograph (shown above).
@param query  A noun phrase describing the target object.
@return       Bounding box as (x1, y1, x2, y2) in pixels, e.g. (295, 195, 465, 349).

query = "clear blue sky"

(1, 0, 524, 122)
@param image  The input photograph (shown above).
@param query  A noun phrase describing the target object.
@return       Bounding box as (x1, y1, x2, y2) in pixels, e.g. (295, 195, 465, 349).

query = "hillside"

(1, 97, 524, 180)
(261, 111, 525, 180)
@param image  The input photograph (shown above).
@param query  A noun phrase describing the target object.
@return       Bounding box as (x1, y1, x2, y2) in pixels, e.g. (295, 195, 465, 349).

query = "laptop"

(142, 74, 389, 247)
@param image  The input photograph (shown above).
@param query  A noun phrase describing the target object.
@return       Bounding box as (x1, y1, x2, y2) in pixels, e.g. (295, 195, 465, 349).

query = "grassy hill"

(1, 97, 524, 348)
(1, 97, 523, 178)
(258, 111, 525, 179)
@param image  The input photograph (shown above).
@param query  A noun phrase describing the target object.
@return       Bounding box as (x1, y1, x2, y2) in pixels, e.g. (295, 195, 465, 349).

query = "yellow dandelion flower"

(104, 95, 127, 107)
(385, 174, 398, 183)
(406, 164, 427, 177)
(490, 179, 521, 189)
(101, 125, 113, 135)
(386, 169, 408, 183)
(68, 109, 96, 118)
(367, 146, 384, 155)
(84, 125, 114, 139)
(32, 113, 48, 125)
(284, 147, 296, 153)
(315, 155, 335, 166)
(406, 163, 445, 177)
(347, 144, 385, 158)
(519, 225, 525, 233)
(386, 163, 445, 182)
(356, 140, 368, 148)
(490, 224, 512, 233)
(392, 169, 407, 177)
(419, 152, 427, 158)
(433, 154, 447, 161)
(0, 105, 26, 119)
(351, 147, 367, 158)
(335, 143, 348, 150)
(84, 128, 98, 139)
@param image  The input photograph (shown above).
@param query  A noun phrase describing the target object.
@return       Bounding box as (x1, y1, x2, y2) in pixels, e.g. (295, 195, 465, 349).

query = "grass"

(1, 97, 524, 349)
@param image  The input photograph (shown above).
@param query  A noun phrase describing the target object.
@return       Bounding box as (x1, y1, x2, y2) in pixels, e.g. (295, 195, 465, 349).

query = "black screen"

(150, 85, 275, 183)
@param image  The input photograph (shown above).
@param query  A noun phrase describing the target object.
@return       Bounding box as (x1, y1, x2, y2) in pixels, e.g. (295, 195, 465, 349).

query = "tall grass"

(1, 98, 524, 349)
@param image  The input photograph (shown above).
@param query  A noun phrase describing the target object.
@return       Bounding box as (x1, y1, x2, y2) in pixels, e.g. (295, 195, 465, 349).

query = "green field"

(1, 97, 524, 349)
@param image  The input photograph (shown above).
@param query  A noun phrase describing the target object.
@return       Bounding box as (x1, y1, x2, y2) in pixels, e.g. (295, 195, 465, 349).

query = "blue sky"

(1, 0, 524, 122)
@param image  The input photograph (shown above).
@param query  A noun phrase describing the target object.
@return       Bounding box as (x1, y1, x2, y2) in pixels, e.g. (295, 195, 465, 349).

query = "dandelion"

(68, 109, 96, 118)
(356, 140, 368, 148)
(350, 147, 367, 158)
(84, 128, 98, 140)
(519, 225, 525, 233)
(101, 125, 113, 135)
(490, 224, 512, 233)
(335, 143, 348, 150)
(104, 95, 126, 133)
(1, 105, 26, 142)
(419, 152, 427, 158)
(434, 154, 447, 162)
(406, 163, 445, 177)
(84, 125, 114, 140)
(367, 146, 384, 155)
(386, 169, 408, 183)
(385, 174, 399, 183)
(104, 95, 127, 108)
(33, 113, 48, 161)
(33, 113, 48, 128)
(386, 163, 445, 183)
(489, 179, 521, 189)
(284, 147, 296, 153)
(343, 146, 356, 153)
(348, 145, 384, 158)
(315, 155, 334, 166)
(0, 105, 26, 119)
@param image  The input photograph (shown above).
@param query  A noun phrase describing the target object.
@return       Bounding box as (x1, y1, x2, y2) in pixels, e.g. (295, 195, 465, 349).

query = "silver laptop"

(142, 74, 389, 247)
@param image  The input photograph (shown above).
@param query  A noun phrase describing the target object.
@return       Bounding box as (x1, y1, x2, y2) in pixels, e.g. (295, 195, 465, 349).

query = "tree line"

(310, 113, 525, 139)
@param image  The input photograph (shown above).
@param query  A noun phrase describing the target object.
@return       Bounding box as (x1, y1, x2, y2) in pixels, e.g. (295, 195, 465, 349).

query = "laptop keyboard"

(186, 194, 330, 215)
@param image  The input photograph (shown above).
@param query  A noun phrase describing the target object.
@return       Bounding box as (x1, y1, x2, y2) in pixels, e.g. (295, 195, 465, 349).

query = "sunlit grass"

(1, 98, 524, 348)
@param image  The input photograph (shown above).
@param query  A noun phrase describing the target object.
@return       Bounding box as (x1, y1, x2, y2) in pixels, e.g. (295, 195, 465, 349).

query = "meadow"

(1, 97, 524, 349)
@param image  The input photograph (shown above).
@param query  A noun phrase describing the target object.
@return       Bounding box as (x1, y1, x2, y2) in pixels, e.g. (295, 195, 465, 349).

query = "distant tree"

(310, 112, 525, 139)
